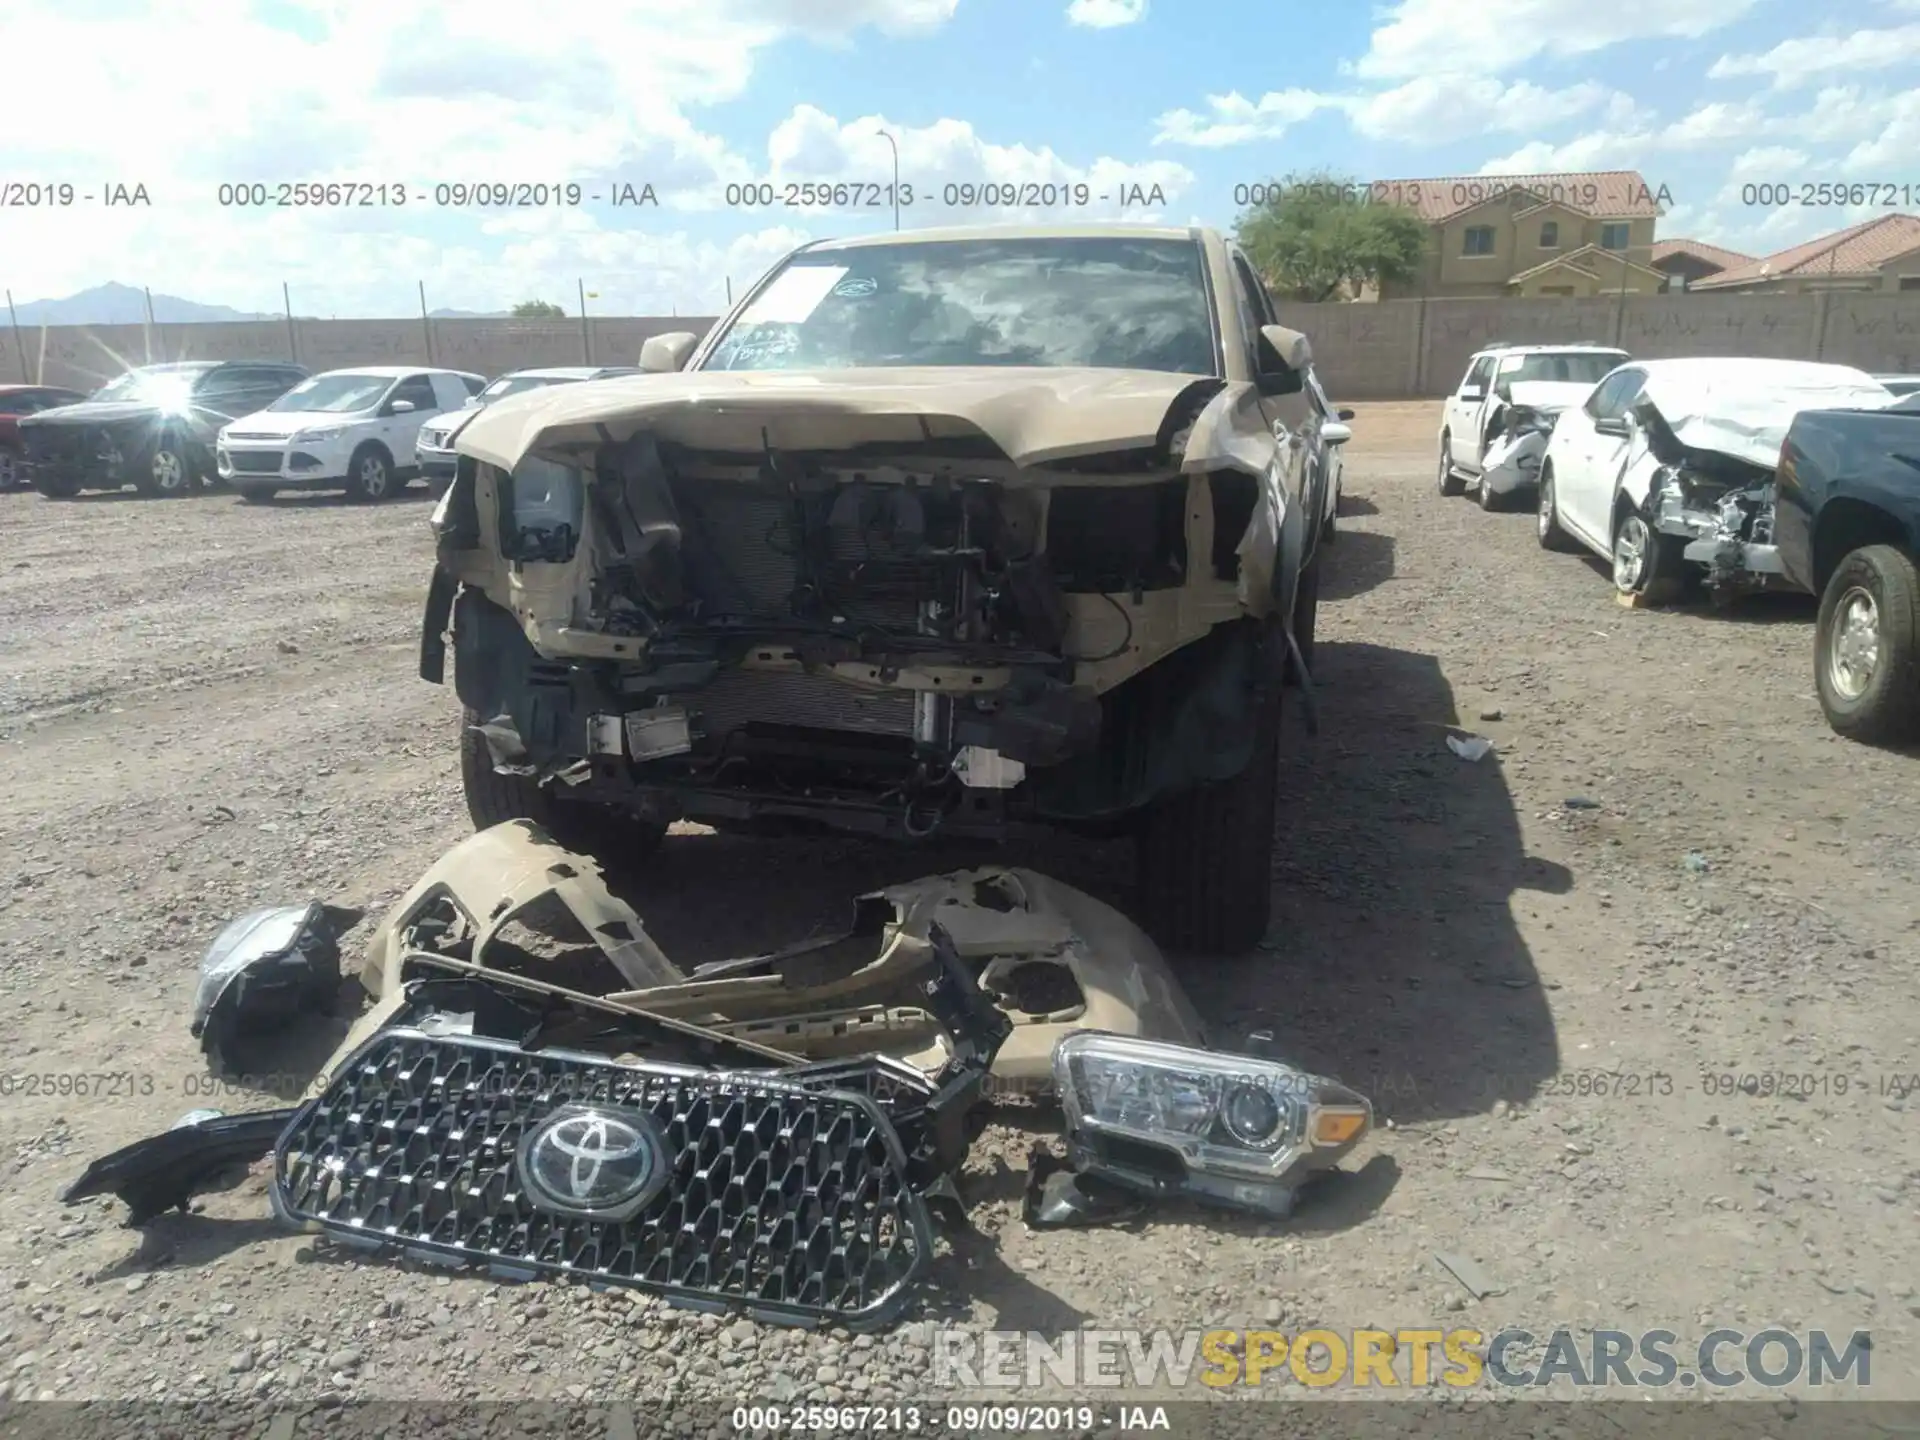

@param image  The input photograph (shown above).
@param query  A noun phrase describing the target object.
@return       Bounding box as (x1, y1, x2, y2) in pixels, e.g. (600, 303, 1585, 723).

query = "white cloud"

(1355, 0, 1759, 79)
(1065, 0, 1146, 26)
(0, 0, 978, 310)
(1707, 23, 1920, 88)
(762, 104, 1193, 221)
(1347, 75, 1622, 145)
(1151, 90, 1336, 147)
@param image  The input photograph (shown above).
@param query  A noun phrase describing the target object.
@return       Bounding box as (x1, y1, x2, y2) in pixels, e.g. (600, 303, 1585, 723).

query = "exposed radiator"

(678, 487, 927, 631)
(686, 668, 917, 739)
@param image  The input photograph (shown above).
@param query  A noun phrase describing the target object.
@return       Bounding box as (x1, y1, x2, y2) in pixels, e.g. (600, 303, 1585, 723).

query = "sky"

(3, 0, 1918, 317)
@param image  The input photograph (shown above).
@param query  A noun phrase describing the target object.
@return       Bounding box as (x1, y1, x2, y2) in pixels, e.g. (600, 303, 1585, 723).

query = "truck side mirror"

(639, 332, 698, 373)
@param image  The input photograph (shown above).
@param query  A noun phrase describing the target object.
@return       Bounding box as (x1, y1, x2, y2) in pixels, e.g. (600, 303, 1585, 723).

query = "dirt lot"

(2, 407, 1917, 1415)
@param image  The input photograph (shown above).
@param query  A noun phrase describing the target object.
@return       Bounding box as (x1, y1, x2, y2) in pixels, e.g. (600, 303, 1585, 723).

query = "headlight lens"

(295, 427, 343, 443)
(1052, 1033, 1371, 1215)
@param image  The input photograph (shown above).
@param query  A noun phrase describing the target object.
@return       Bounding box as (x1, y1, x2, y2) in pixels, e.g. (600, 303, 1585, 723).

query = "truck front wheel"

(1132, 687, 1280, 955)
(1816, 545, 1920, 744)
(458, 706, 666, 859)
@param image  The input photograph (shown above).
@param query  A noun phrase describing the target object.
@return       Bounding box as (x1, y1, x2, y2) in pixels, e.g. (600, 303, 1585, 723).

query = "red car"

(0, 385, 89, 488)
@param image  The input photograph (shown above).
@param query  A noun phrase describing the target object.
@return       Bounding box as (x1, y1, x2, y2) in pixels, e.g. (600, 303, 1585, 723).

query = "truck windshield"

(702, 236, 1217, 376)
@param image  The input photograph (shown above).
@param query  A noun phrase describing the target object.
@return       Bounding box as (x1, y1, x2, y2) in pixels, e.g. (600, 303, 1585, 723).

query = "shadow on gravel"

(1206, 639, 1568, 1127)
(247, 487, 437, 509)
(94, 1212, 287, 1277)
(1319, 529, 1395, 602)
(1336, 491, 1380, 518)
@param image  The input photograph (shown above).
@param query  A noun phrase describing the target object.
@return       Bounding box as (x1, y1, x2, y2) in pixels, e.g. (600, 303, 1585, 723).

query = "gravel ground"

(1, 411, 1917, 1419)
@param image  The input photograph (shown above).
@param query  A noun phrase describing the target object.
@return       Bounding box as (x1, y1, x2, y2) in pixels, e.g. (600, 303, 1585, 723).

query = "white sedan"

(217, 366, 484, 502)
(1534, 357, 1897, 597)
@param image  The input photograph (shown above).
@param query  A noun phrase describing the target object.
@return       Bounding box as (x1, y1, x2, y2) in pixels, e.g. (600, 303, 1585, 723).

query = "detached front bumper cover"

(1048, 1033, 1371, 1219)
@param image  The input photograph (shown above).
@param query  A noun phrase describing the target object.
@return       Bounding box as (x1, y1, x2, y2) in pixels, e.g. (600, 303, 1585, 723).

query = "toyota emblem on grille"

(517, 1104, 667, 1221)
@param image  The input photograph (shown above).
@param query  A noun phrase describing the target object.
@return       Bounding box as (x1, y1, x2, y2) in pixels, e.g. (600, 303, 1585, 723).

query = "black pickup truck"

(1775, 392, 1920, 743)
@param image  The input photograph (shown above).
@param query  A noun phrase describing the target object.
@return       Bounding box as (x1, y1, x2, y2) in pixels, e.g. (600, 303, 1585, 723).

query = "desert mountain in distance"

(10, 283, 514, 325)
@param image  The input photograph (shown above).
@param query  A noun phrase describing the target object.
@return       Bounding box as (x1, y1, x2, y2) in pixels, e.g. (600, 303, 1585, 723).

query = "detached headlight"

(1052, 1033, 1371, 1216)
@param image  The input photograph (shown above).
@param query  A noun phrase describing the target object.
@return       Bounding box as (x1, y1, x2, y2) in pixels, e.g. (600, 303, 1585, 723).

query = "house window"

(1462, 226, 1495, 256)
(1539, 285, 1575, 296)
(1600, 222, 1630, 250)
(1539, 221, 1559, 248)
(1900, 277, 1920, 291)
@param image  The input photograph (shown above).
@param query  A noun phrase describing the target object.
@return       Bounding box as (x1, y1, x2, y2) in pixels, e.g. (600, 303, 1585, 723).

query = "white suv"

(217, 366, 484, 503)
(1437, 344, 1628, 510)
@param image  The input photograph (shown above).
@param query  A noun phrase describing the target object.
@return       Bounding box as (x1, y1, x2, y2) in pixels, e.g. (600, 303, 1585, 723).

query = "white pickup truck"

(1437, 343, 1628, 510)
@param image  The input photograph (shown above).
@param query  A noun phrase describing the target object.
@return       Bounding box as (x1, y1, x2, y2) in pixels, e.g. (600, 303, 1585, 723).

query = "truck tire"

(458, 706, 666, 859)
(1133, 686, 1280, 955)
(1815, 545, 1920, 745)
(1436, 435, 1465, 497)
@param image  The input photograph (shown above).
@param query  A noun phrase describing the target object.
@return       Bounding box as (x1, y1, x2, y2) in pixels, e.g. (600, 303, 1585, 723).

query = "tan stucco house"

(1366, 170, 1667, 299)
(1689, 214, 1920, 294)
(1650, 238, 1755, 291)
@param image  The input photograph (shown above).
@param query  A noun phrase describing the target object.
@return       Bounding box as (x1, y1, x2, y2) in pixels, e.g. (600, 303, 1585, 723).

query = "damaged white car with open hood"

(1534, 357, 1898, 599)
(420, 225, 1340, 954)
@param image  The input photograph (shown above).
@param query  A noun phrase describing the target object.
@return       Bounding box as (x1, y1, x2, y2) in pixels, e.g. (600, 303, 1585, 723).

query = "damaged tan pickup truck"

(421, 225, 1339, 953)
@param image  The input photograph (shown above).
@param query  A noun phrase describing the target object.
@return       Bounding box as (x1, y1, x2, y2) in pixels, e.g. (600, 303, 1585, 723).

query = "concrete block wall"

(8, 296, 1920, 399)
(0, 316, 719, 390)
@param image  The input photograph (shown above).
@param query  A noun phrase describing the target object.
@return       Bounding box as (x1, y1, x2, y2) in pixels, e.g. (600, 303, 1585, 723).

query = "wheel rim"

(1538, 477, 1554, 537)
(1827, 586, 1881, 700)
(360, 457, 388, 496)
(152, 450, 183, 491)
(1613, 515, 1650, 590)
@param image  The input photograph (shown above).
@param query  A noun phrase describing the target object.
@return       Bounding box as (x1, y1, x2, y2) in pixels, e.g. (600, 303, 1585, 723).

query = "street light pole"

(878, 129, 901, 231)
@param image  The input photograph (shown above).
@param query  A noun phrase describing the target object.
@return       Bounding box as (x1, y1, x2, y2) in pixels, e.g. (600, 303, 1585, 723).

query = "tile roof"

(1693, 213, 1920, 289)
(1508, 245, 1666, 286)
(1367, 171, 1663, 223)
(1650, 238, 1755, 271)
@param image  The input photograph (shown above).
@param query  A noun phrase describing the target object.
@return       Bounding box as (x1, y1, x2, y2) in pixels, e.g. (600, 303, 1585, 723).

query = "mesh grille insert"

(271, 1028, 932, 1328)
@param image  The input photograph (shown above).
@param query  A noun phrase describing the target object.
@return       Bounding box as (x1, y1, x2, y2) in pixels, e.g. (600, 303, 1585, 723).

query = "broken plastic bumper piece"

(1051, 1034, 1371, 1218)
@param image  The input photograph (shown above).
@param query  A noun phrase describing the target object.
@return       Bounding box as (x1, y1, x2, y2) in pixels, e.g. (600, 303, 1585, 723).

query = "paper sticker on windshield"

(833, 276, 877, 298)
(743, 266, 847, 324)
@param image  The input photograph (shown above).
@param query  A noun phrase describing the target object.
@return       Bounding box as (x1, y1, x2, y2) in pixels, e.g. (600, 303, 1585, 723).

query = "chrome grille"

(271, 1028, 932, 1328)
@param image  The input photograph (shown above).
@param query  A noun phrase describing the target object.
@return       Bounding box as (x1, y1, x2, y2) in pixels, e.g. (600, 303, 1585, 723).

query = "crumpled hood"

(1505, 380, 1592, 414)
(19, 400, 166, 429)
(454, 365, 1219, 472)
(1631, 359, 1895, 470)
